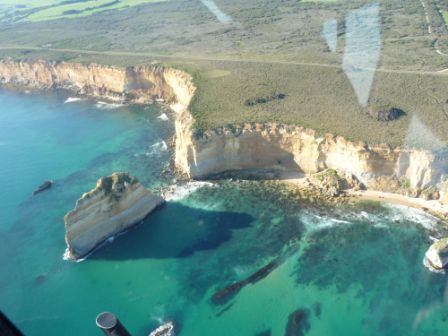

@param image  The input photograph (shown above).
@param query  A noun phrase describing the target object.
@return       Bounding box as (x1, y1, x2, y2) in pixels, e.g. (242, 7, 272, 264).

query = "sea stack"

(64, 172, 164, 260)
(424, 238, 448, 271)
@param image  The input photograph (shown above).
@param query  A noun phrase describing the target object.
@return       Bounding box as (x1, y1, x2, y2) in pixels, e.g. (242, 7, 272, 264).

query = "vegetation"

(0, 0, 168, 22)
(0, 0, 447, 147)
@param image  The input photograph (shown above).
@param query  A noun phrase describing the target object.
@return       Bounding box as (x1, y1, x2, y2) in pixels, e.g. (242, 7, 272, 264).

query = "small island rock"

(64, 172, 164, 260)
(424, 238, 448, 271)
(32, 180, 53, 196)
(148, 321, 174, 336)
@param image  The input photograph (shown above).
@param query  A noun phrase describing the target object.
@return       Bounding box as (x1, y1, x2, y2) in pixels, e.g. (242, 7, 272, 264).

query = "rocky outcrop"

(32, 180, 53, 196)
(64, 173, 164, 260)
(308, 169, 364, 197)
(424, 238, 448, 271)
(148, 321, 175, 336)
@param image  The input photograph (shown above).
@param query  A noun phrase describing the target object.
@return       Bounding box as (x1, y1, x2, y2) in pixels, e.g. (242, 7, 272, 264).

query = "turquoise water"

(1, 90, 448, 336)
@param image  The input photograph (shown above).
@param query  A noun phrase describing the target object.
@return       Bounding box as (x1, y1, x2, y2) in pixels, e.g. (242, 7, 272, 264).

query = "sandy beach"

(348, 189, 448, 221)
(280, 173, 448, 221)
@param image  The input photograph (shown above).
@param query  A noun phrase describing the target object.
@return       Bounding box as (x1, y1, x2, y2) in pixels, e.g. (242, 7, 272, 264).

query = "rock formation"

(0, 58, 193, 105)
(148, 321, 175, 336)
(64, 173, 164, 260)
(32, 180, 53, 196)
(308, 169, 364, 197)
(424, 238, 448, 271)
(175, 121, 448, 200)
(1, 58, 447, 204)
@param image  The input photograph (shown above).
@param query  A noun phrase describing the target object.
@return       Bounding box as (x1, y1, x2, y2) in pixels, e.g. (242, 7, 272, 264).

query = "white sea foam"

(330, 218, 351, 224)
(423, 256, 446, 274)
(64, 97, 83, 104)
(62, 228, 133, 262)
(301, 213, 352, 232)
(373, 222, 389, 229)
(144, 141, 168, 156)
(163, 181, 216, 201)
(157, 113, 169, 121)
(385, 203, 439, 230)
(95, 101, 123, 109)
(359, 211, 370, 219)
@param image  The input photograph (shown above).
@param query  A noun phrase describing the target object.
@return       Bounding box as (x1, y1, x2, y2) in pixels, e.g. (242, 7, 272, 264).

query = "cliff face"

(1, 58, 446, 204)
(0, 59, 193, 105)
(175, 122, 448, 200)
(64, 173, 164, 260)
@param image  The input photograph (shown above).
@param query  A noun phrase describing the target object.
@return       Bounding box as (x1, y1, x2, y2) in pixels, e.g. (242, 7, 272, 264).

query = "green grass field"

(0, 0, 168, 22)
(443, 10, 448, 25)
(28, 0, 167, 21)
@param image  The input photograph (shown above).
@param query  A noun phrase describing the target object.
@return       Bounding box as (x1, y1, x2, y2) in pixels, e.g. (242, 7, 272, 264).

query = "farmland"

(0, 0, 168, 22)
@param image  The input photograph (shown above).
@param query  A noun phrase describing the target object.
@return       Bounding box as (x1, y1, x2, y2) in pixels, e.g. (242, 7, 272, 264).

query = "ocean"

(0, 89, 447, 336)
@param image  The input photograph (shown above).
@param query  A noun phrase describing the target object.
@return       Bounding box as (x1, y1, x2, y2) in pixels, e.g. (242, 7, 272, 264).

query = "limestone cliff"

(0, 58, 194, 105)
(64, 173, 164, 260)
(175, 122, 448, 203)
(1, 58, 447, 204)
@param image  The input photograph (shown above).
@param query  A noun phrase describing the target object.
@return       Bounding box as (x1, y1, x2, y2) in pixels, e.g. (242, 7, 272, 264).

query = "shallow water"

(1, 90, 448, 336)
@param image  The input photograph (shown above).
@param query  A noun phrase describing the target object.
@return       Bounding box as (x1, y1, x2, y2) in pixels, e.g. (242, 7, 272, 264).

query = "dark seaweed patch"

(255, 330, 272, 336)
(211, 259, 280, 305)
(284, 308, 310, 336)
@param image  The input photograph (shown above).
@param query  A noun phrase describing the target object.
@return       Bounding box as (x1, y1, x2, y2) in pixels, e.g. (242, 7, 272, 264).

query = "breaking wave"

(163, 181, 216, 201)
(158, 113, 169, 121)
(95, 101, 123, 109)
(64, 97, 84, 104)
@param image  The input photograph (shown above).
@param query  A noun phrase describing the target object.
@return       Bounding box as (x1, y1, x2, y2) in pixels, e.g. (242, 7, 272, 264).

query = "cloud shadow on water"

(91, 202, 254, 260)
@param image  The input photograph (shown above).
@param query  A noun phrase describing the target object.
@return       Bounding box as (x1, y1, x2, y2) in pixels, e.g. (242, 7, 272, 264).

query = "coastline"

(282, 174, 448, 222)
(0, 58, 447, 224)
(348, 189, 448, 221)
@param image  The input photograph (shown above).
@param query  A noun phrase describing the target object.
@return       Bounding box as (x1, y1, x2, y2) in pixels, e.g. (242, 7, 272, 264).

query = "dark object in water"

(255, 330, 272, 336)
(212, 259, 279, 305)
(148, 321, 175, 336)
(34, 273, 47, 285)
(32, 180, 53, 196)
(313, 302, 321, 319)
(215, 303, 234, 317)
(284, 308, 310, 336)
(96, 312, 131, 336)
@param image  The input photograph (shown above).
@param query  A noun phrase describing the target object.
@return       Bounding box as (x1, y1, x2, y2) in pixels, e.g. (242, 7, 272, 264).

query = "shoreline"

(348, 189, 448, 221)
(282, 174, 448, 222)
(0, 58, 447, 224)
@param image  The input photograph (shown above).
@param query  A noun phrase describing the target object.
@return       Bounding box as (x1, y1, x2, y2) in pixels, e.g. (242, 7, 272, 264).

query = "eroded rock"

(32, 180, 53, 196)
(309, 169, 364, 197)
(64, 172, 164, 260)
(424, 238, 448, 271)
(148, 321, 174, 336)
